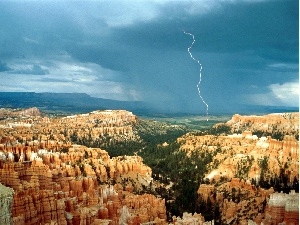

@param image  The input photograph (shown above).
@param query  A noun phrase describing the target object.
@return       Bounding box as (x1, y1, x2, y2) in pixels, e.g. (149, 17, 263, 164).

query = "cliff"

(225, 113, 298, 137)
(0, 108, 167, 224)
(0, 143, 165, 224)
(263, 190, 299, 225)
(178, 132, 298, 183)
(178, 113, 299, 224)
(0, 108, 298, 224)
(0, 109, 139, 147)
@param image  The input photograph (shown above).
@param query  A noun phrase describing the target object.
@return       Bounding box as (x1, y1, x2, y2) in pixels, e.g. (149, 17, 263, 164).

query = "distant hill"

(234, 104, 299, 115)
(0, 92, 298, 116)
(0, 92, 148, 114)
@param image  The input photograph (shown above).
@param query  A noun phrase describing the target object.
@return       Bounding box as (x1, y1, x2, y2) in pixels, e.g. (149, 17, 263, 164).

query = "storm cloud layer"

(0, 0, 298, 114)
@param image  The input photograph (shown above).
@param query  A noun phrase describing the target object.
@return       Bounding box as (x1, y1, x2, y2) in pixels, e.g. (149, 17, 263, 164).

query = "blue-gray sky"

(0, 0, 298, 114)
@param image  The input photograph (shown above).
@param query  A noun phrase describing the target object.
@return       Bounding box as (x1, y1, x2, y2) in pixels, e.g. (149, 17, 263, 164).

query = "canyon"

(0, 108, 298, 224)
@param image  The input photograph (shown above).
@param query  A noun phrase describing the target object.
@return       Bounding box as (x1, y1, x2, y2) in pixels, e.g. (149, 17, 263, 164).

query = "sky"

(0, 0, 298, 114)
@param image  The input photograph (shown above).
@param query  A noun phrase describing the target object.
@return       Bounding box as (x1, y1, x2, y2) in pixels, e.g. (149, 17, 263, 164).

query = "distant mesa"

(0, 91, 298, 115)
(0, 92, 148, 114)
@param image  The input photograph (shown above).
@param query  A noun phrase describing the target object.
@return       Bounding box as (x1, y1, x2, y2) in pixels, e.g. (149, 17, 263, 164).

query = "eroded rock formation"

(180, 113, 299, 224)
(178, 132, 299, 183)
(0, 143, 162, 224)
(0, 108, 298, 224)
(226, 113, 299, 135)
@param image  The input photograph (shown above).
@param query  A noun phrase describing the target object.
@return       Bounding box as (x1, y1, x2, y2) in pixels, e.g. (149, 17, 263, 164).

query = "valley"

(0, 107, 298, 225)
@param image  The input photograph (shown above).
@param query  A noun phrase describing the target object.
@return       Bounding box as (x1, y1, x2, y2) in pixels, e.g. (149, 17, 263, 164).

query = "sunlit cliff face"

(0, 143, 166, 224)
(0, 109, 298, 224)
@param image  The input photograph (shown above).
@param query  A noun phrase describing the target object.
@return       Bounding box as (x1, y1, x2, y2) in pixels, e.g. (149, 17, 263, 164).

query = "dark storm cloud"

(0, 61, 11, 72)
(112, 0, 298, 60)
(0, 1, 87, 59)
(105, 0, 298, 112)
(0, 0, 298, 113)
(9, 65, 49, 75)
(66, 45, 130, 72)
(40, 77, 68, 83)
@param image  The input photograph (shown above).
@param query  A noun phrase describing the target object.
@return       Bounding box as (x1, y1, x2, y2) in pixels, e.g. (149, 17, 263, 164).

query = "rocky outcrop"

(172, 212, 208, 224)
(180, 113, 299, 224)
(0, 109, 167, 224)
(0, 110, 139, 148)
(197, 178, 273, 224)
(0, 107, 41, 119)
(225, 113, 299, 136)
(263, 190, 299, 225)
(0, 109, 298, 224)
(178, 132, 299, 183)
(0, 142, 161, 224)
(19, 107, 41, 117)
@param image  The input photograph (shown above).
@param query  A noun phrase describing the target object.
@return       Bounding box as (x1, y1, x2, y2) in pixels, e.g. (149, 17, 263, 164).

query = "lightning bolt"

(184, 31, 209, 120)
